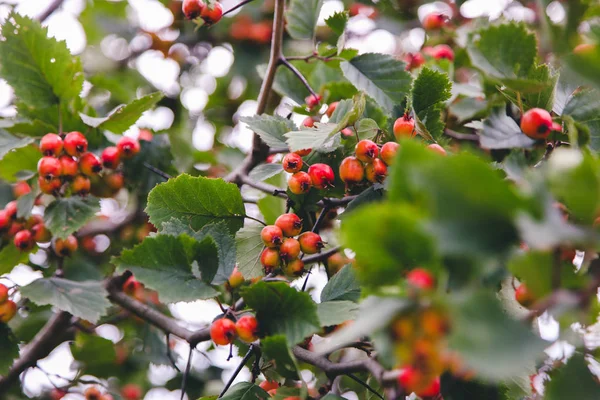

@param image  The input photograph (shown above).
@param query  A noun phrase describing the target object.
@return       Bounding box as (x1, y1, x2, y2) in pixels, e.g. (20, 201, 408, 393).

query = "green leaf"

(317, 300, 359, 326)
(71, 333, 116, 377)
(79, 92, 164, 134)
(356, 118, 379, 140)
(340, 53, 412, 112)
(258, 174, 286, 225)
(20, 278, 110, 323)
(340, 184, 385, 218)
(480, 106, 536, 149)
(325, 11, 349, 36)
(320, 265, 361, 302)
(114, 234, 219, 303)
(44, 197, 100, 240)
(249, 163, 283, 182)
(235, 225, 264, 279)
(285, 0, 323, 40)
(196, 222, 236, 285)
(521, 64, 559, 111)
(240, 114, 296, 149)
(0, 243, 29, 275)
(0, 144, 41, 182)
(0, 130, 34, 160)
(545, 354, 600, 400)
(16, 191, 35, 220)
(241, 282, 320, 345)
(328, 99, 354, 124)
(0, 324, 19, 375)
(411, 67, 452, 139)
(146, 174, 245, 233)
(220, 382, 270, 400)
(0, 14, 84, 108)
(562, 88, 600, 151)
(448, 291, 546, 381)
(261, 335, 300, 379)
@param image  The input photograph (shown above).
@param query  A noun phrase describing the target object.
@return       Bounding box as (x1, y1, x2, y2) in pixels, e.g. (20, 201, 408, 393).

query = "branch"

(219, 345, 256, 398)
(303, 246, 341, 265)
(36, 0, 64, 23)
(222, 0, 256, 17)
(279, 57, 318, 99)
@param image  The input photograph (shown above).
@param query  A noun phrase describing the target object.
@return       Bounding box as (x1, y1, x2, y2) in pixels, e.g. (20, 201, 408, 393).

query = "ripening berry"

(53, 235, 78, 257)
(365, 158, 388, 183)
(520, 108, 553, 140)
(308, 163, 335, 189)
(261, 225, 283, 248)
(4, 201, 17, 220)
(275, 213, 303, 237)
(40, 133, 63, 156)
(210, 318, 237, 345)
(295, 148, 312, 156)
(123, 276, 143, 296)
(63, 132, 88, 157)
(25, 214, 43, 229)
(430, 44, 454, 61)
(573, 43, 596, 55)
(406, 268, 435, 290)
(0, 284, 8, 303)
(201, 2, 223, 24)
(38, 176, 62, 194)
(71, 175, 91, 195)
(515, 284, 536, 308)
(0, 299, 17, 323)
(422, 12, 447, 30)
(38, 156, 62, 180)
(31, 223, 51, 242)
(13, 181, 31, 198)
(326, 102, 339, 118)
(341, 128, 354, 138)
(261, 248, 281, 272)
(105, 173, 125, 191)
(355, 140, 379, 163)
(227, 266, 244, 289)
(14, 230, 34, 251)
(235, 315, 259, 342)
(282, 153, 303, 173)
(349, 3, 377, 18)
(288, 171, 312, 195)
(327, 252, 352, 275)
(380, 142, 399, 166)
(0, 210, 8, 231)
(101, 146, 121, 169)
(182, 0, 204, 19)
(59, 155, 79, 178)
(283, 258, 305, 276)
(79, 153, 102, 176)
(339, 156, 365, 184)
(305, 94, 322, 109)
(84, 387, 102, 400)
(427, 143, 447, 155)
(404, 53, 425, 71)
(279, 238, 301, 261)
(121, 384, 143, 400)
(398, 367, 441, 397)
(298, 232, 324, 254)
(138, 129, 153, 141)
(393, 114, 415, 139)
(259, 381, 279, 392)
(50, 389, 67, 400)
(7, 222, 24, 237)
(117, 136, 141, 159)
(302, 117, 315, 128)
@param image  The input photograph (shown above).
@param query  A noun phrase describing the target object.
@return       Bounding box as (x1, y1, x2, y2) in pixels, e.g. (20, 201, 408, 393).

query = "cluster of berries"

(284, 153, 335, 195)
(37, 132, 140, 197)
(230, 15, 272, 44)
(260, 213, 324, 276)
(210, 314, 259, 345)
(339, 139, 398, 187)
(0, 283, 17, 324)
(182, 0, 223, 24)
(51, 383, 142, 400)
(0, 197, 46, 251)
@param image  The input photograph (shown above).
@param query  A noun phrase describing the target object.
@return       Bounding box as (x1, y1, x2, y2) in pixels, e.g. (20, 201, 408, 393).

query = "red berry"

(308, 163, 335, 189)
(182, 0, 204, 19)
(275, 213, 303, 237)
(295, 148, 312, 156)
(404, 53, 425, 71)
(235, 315, 259, 342)
(79, 153, 102, 176)
(305, 94, 322, 109)
(59, 155, 79, 178)
(25, 214, 43, 229)
(427, 143, 447, 155)
(4, 201, 17, 219)
(101, 146, 121, 169)
(13, 181, 31, 198)
(0, 284, 9, 303)
(288, 171, 312, 195)
(117, 136, 141, 159)
(38, 156, 62, 180)
(50, 389, 67, 400)
(417, 376, 441, 397)
(326, 101, 339, 118)
(341, 128, 354, 138)
(201, 2, 223, 24)
(393, 114, 415, 139)
(123, 276, 143, 296)
(84, 387, 102, 400)
(53, 235, 78, 257)
(105, 173, 125, 191)
(298, 232, 324, 254)
(406, 268, 435, 290)
(302, 117, 315, 128)
(210, 318, 237, 345)
(38, 176, 62, 194)
(422, 12, 447, 30)
(7, 222, 24, 237)
(282, 153, 303, 173)
(40, 133, 63, 156)
(349, 3, 377, 18)
(259, 381, 279, 392)
(63, 132, 88, 157)
(520, 108, 553, 140)
(260, 248, 281, 273)
(138, 129, 153, 141)
(552, 122, 562, 132)
(14, 230, 34, 251)
(261, 225, 283, 248)
(71, 175, 91, 195)
(339, 156, 365, 184)
(515, 284, 536, 308)
(121, 384, 143, 400)
(227, 266, 244, 289)
(31, 223, 51, 242)
(355, 140, 379, 163)
(430, 44, 454, 61)
(279, 238, 301, 261)
(0, 299, 17, 323)
(0, 210, 8, 230)
(283, 258, 305, 276)
(365, 158, 388, 183)
(380, 142, 399, 166)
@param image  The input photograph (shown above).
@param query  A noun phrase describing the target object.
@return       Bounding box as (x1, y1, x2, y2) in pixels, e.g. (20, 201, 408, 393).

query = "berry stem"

(346, 373, 384, 400)
(143, 162, 172, 181)
(218, 344, 255, 398)
(278, 57, 319, 100)
(222, 0, 256, 17)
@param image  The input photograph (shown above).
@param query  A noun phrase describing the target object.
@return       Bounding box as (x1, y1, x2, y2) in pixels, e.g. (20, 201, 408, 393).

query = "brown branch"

(278, 57, 318, 99)
(303, 246, 341, 265)
(36, 0, 65, 23)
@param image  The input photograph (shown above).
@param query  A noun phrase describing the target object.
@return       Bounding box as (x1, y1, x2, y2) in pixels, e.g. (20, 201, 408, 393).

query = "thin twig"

(219, 345, 255, 398)
(166, 334, 181, 372)
(279, 57, 319, 99)
(244, 215, 267, 226)
(36, 0, 64, 22)
(180, 346, 194, 400)
(346, 373, 384, 400)
(143, 162, 172, 180)
(222, 0, 256, 17)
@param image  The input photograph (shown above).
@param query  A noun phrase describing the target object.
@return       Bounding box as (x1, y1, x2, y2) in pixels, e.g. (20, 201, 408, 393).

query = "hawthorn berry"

(349, 3, 377, 18)
(0, 284, 8, 303)
(38, 156, 62, 180)
(40, 133, 63, 156)
(420, 308, 450, 338)
(427, 143, 447, 155)
(13, 181, 31, 198)
(422, 12, 447, 30)
(84, 387, 102, 400)
(182, 0, 204, 19)
(404, 52, 426, 71)
(25, 214, 43, 229)
(430, 44, 454, 61)
(282, 153, 303, 173)
(200, 2, 223, 25)
(520, 108, 553, 140)
(279, 238, 301, 261)
(275, 213, 303, 237)
(138, 129, 153, 141)
(308, 163, 335, 189)
(7, 222, 25, 237)
(302, 117, 315, 128)
(380, 142, 399, 165)
(50, 389, 67, 400)
(210, 318, 237, 345)
(38, 176, 62, 194)
(339, 156, 365, 184)
(123, 276, 143, 296)
(365, 158, 388, 183)
(393, 113, 415, 139)
(406, 268, 435, 290)
(31, 223, 51, 242)
(0, 299, 17, 323)
(101, 146, 121, 169)
(327, 252, 352, 275)
(121, 384, 143, 400)
(14, 230, 34, 251)
(261, 248, 281, 272)
(259, 381, 279, 392)
(341, 128, 354, 138)
(288, 171, 312, 195)
(72, 175, 91, 195)
(79, 153, 102, 176)
(515, 284, 536, 308)
(0, 210, 8, 230)
(305, 94, 322, 109)
(355, 139, 379, 163)
(326, 101, 339, 117)
(261, 225, 283, 248)
(59, 155, 79, 178)
(117, 136, 141, 158)
(283, 258, 305, 277)
(295, 148, 312, 156)
(227, 266, 244, 289)
(105, 173, 125, 191)
(235, 315, 259, 342)
(53, 235, 78, 257)
(63, 131, 88, 157)
(298, 232, 324, 254)
(418, 376, 441, 397)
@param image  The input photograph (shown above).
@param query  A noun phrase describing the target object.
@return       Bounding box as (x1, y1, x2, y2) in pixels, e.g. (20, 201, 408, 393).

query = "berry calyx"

(339, 156, 365, 184)
(63, 131, 88, 157)
(275, 213, 303, 237)
(298, 232, 324, 254)
(261, 225, 283, 248)
(308, 163, 335, 189)
(182, 0, 204, 19)
(427, 143, 447, 155)
(406, 268, 435, 290)
(422, 12, 447, 30)
(520, 108, 553, 140)
(259, 381, 279, 392)
(121, 384, 143, 400)
(283, 258, 305, 277)
(71, 175, 91, 195)
(326, 101, 339, 118)
(305, 94, 322, 109)
(200, 2, 223, 25)
(365, 158, 388, 183)
(355, 139, 379, 163)
(393, 113, 416, 139)
(515, 283, 536, 308)
(79, 153, 102, 176)
(13, 181, 31, 198)
(40, 133, 63, 156)
(53, 235, 78, 257)
(210, 318, 237, 345)
(380, 142, 399, 165)
(38, 176, 62, 194)
(101, 146, 121, 169)
(14, 230, 34, 251)
(261, 248, 281, 273)
(38, 156, 62, 180)
(288, 171, 312, 195)
(279, 238, 301, 261)
(0, 299, 17, 323)
(60, 155, 79, 178)
(282, 153, 303, 173)
(117, 136, 141, 159)
(235, 315, 259, 342)
(0, 284, 9, 303)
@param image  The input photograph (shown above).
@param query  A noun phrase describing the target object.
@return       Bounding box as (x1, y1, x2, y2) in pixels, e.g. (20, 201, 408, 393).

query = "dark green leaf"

(44, 197, 100, 240)
(480, 106, 536, 149)
(545, 354, 600, 400)
(220, 382, 270, 400)
(411, 67, 453, 139)
(320, 265, 361, 302)
(0, 324, 19, 375)
(196, 222, 236, 285)
(285, 0, 323, 40)
(71, 333, 116, 377)
(317, 300, 359, 326)
(521, 64, 559, 111)
(0, 244, 29, 275)
(0, 130, 34, 160)
(562, 88, 600, 151)
(261, 335, 300, 379)
(325, 11, 349, 36)
(235, 224, 264, 279)
(240, 114, 296, 149)
(0, 144, 41, 182)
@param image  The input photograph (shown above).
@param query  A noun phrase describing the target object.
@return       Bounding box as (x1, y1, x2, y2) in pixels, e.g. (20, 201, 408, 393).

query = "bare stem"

(279, 57, 319, 99)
